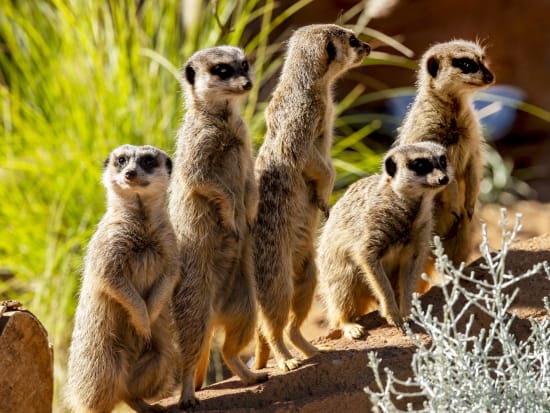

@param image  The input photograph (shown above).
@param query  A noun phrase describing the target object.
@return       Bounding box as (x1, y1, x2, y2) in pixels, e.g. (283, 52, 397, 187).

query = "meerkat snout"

(348, 33, 371, 61)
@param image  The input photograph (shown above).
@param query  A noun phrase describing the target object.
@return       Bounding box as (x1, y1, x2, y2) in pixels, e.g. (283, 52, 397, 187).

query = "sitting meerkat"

(253, 24, 370, 371)
(169, 46, 267, 409)
(65, 145, 178, 413)
(395, 40, 495, 286)
(318, 142, 453, 339)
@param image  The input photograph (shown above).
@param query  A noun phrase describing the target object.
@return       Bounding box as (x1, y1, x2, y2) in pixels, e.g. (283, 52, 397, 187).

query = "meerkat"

(252, 24, 370, 371)
(395, 40, 495, 284)
(317, 142, 453, 339)
(169, 46, 268, 409)
(65, 145, 178, 413)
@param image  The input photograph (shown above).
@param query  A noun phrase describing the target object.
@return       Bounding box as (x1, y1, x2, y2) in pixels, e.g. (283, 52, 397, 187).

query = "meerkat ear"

(165, 157, 173, 176)
(384, 156, 397, 177)
(103, 156, 110, 169)
(326, 40, 337, 64)
(427, 56, 439, 78)
(184, 64, 195, 85)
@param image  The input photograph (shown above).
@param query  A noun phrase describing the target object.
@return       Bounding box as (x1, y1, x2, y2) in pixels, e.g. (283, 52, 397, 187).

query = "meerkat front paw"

(317, 199, 330, 219)
(132, 311, 152, 341)
(382, 306, 405, 333)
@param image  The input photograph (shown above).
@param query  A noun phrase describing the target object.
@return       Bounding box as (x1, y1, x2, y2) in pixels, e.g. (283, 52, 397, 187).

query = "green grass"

(0, 0, 418, 408)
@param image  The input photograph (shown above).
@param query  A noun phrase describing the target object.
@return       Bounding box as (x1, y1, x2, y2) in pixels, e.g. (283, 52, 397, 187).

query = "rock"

(0, 301, 53, 413)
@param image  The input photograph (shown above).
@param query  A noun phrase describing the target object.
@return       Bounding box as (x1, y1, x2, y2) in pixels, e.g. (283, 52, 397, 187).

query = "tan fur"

(253, 24, 370, 371)
(396, 40, 495, 289)
(65, 145, 178, 413)
(318, 142, 453, 339)
(169, 46, 267, 410)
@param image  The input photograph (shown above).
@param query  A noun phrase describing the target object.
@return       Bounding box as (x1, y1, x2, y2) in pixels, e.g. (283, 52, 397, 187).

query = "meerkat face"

(420, 40, 495, 96)
(286, 24, 370, 80)
(183, 46, 252, 104)
(103, 144, 172, 198)
(384, 142, 453, 197)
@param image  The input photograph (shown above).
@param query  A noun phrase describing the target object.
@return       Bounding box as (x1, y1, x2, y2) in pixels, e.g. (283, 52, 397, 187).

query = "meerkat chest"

(125, 229, 166, 290)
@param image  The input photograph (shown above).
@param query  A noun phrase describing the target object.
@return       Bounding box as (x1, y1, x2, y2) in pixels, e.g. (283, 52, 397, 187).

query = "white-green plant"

(365, 209, 550, 413)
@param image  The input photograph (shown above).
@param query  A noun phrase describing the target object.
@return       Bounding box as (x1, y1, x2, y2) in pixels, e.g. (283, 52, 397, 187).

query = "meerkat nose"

(439, 175, 449, 185)
(243, 80, 252, 90)
(483, 71, 494, 84)
(363, 42, 371, 54)
(125, 170, 137, 180)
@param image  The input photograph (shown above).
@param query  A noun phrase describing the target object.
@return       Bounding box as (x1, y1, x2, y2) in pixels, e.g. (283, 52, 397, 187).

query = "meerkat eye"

(408, 158, 434, 175)
(138, 155, 158, 172)
(452, 58, 479, 74)
(439, 155, 447, 169)
(117, 156, 127, 167)
(349, 35, 360, 48)
(210, 64, 234, 80)
(241, 60, 249, 72)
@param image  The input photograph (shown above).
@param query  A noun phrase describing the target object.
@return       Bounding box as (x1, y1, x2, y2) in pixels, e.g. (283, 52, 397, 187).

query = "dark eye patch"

(439, 155, 447, 169)
(241, 60, 249, 72)
(210, 63, 234, 80)
(116, 156, 127, 168)
(408, 158, 434, 175)
(452, 58, 479, 74)
(138, 154, 158, 172)
(349, 35, 360, 48)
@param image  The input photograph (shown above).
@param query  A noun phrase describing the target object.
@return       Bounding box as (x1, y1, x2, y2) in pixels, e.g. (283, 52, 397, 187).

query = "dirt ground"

(160, 202, 550, 412)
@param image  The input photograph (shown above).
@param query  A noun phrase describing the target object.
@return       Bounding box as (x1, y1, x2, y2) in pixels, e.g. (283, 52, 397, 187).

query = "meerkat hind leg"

(222, 320, 269, 384)
(177, 371, 199, 410)
(126, 398, 166, 413)
(340, 321, 366, 340)
(253, 331, 271, 370)
(287, 254, 324, 357)
(194, 329, 212, 391)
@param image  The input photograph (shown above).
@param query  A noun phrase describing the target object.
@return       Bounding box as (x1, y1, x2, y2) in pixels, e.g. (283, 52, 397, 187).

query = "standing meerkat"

(396, 40, 495, 280)
(318, 142, 453, 339)
(253, 24, 370, 371)
(169, 46, 268, 409)
(65, 144, 178, 413)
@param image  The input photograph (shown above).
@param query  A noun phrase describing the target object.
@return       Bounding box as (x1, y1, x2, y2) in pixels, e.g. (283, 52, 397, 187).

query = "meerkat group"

(66, 24, 495, 412)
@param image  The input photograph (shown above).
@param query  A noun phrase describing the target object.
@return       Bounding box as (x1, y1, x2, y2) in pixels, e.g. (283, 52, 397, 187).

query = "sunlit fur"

(318, 142, 453, 340)
(396, 40, 495, 288)
(253, 24, 370, 371)
(66, 145, 178, 413)
(169, 46, 267, 410)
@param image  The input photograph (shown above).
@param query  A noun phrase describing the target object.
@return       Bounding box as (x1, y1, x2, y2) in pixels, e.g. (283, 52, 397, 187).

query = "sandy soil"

(160, 203, 550, 412)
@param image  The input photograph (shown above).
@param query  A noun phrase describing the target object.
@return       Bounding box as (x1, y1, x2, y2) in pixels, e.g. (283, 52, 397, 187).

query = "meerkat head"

(102, 144, 172, 201)
(182, 46, 252, 106)
(284, 24, 370, 82)
(383, 142, 453, 198)
(419, 40, 495, 97)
